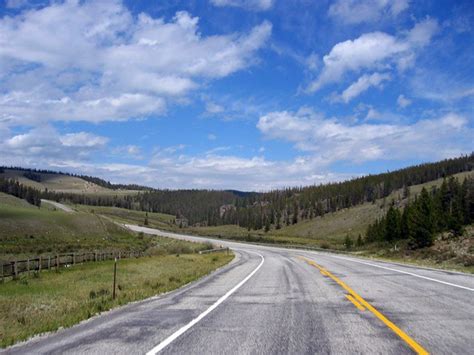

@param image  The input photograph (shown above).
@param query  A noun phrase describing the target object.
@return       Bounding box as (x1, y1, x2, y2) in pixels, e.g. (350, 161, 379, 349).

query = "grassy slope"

(74, 205, 175, 229)
(0, 252, 233, 347)
(0, 194, 149, 259)
(0, 169, 139, 195)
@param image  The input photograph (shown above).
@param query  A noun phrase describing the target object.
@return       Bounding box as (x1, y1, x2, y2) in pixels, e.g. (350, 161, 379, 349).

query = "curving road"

(4, 225, 474, 354)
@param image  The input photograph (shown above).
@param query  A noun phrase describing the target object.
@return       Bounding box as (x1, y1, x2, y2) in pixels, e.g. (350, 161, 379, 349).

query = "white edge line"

(146, 252, 265, 355)
(320, 253, 474, 292)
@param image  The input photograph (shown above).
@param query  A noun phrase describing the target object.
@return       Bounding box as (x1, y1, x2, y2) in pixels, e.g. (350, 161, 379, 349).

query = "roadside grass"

(0, 252, 233, 348)
(355, 224, 474, 274)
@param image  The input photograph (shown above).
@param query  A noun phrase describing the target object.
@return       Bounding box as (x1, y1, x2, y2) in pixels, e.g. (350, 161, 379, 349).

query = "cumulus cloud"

(112, 145, 143, 159)
(328, 0, 410, 24)
(0, 127, 108, 164)
(146, 147, 349, 190)
(0, 1, 272, 126)
(397, 94, 412, 108)
(306, 18, 438, 93)
(257, 108, 471, 163)
(339, 72, 391, 103)
(205, 102, 225, 114)
(210, 0, 274, 11)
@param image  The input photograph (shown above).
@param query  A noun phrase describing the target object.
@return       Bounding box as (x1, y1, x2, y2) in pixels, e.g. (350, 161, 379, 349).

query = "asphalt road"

(4, 225, 474, 354)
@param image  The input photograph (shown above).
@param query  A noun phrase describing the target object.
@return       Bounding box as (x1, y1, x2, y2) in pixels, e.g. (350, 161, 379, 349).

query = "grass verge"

(0, 252, 233, 348)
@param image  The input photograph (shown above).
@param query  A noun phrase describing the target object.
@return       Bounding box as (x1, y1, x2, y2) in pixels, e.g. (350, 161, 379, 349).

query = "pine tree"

(292, 201, 298, 224)
(400, 204, 412, 239)
(409, 188, 435, 248)
(463, 177, 474, 224)
(264, 216, 270, 233)
(385, 205, 401, 241)
(276, 210, 282, 229)
(344, 235, 353, 250)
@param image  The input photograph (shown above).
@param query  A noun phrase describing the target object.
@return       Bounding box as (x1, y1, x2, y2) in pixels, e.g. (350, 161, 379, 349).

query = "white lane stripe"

(146, 252, 265, 355)
(321, 254, 474, 292)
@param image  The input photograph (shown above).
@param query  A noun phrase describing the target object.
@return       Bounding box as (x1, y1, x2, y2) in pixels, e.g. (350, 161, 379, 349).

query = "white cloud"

(205, 102, 225, 114)
(112, 145, 142, 159)
(339, 72, 391, 103)
(397, 94, 412, 108)
(208, 133, 217, 140)
(210, 0, 274, 11)
(410, 68, 474, 103)
(146, 148, 349, 190)
(328, 0, 410, 24)
(1, 127, 108, 163)
(0, 1, 272, 126)
(257, 108, 472, 163)
(60, 132, 108, 148)
(306, 19, 438, 93)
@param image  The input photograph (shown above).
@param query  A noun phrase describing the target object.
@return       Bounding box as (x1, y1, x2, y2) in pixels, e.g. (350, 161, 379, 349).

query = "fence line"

(1, 250, 144, 282)
(198, 247, 229, 255)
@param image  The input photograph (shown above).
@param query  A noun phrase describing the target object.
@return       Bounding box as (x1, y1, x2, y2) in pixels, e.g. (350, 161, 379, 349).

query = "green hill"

(0, 193, 148, 260)
(0, 168, 140, 195)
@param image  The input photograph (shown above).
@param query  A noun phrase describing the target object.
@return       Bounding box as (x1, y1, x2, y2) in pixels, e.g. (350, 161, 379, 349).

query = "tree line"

(0, 178, 42, 207)
(1, 154, 473, 231)
(366, 176, 474, 249)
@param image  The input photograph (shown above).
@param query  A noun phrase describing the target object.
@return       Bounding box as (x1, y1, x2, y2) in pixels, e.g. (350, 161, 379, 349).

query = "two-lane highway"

(4, 225, 474, 354)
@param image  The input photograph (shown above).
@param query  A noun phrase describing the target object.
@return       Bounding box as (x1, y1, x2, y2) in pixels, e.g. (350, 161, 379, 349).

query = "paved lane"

(4, 225, 474, 354)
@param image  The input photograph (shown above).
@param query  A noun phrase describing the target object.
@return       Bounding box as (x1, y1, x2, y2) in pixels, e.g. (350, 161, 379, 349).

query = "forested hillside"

(367, 176, 474, 248)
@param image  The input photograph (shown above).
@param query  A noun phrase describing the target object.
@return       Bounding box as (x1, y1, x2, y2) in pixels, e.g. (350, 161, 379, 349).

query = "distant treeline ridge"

(1, 154, 473, 232)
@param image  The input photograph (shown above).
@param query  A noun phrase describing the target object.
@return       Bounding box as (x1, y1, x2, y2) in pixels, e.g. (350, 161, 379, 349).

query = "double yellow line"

(298, 256, 429, 355)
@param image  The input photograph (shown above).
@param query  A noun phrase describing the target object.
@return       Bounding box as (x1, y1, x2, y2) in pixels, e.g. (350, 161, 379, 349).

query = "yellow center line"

(298, 256, 429, 355)
(346, 294, 366, 311)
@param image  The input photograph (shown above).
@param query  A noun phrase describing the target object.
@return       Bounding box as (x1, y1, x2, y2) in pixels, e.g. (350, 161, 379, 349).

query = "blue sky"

(0, 0, 473, 190)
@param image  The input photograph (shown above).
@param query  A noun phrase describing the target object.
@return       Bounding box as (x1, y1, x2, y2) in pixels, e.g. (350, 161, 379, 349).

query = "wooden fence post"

(27, 258, 30, 275)
(48, 256, 51, 270)
(56, 254, 59, 270)
(1, 262, 3, 283)
(38, 256, 42, 273)
(13, 260, 18, 278)
(72, 253, 75, 265)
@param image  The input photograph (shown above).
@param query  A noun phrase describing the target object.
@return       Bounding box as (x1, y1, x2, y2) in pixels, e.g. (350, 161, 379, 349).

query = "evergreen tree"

(400, 204, 412, 239)
(275, 210, 282, 229)
(409, 188, 435, 248)
(264, 216, 270, 233)
(292, 201, 298, 224)
(385, 205, 401, 241)
(344, 235, 353, 250)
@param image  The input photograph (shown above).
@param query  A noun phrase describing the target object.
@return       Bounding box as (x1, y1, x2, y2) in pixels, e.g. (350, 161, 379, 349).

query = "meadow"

(0, 252, 233, 347)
